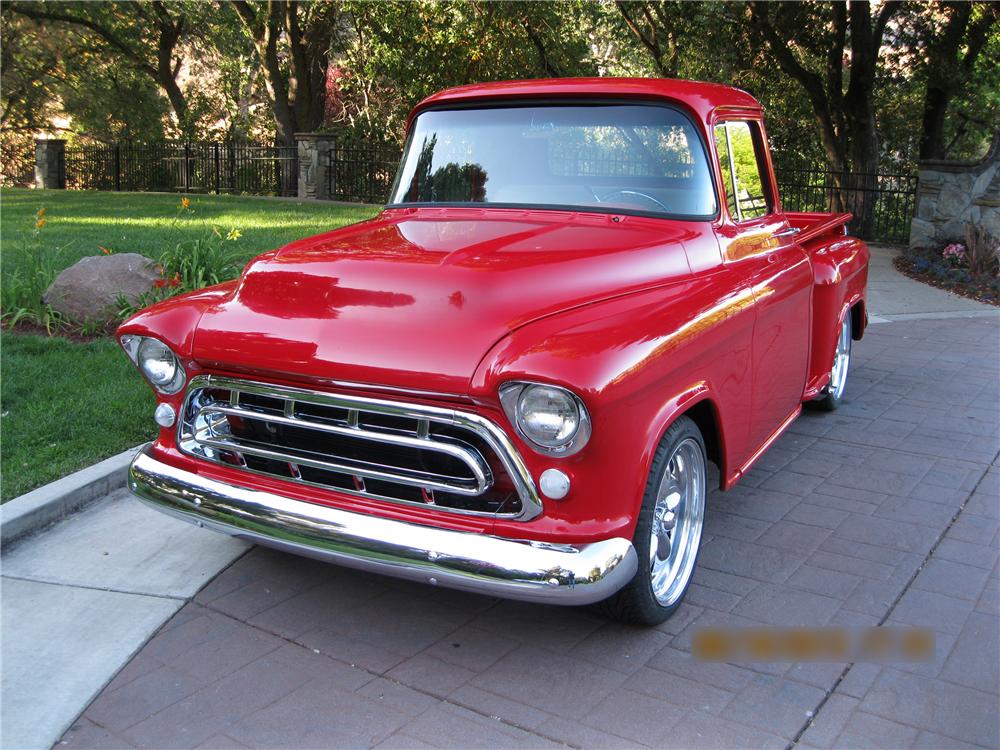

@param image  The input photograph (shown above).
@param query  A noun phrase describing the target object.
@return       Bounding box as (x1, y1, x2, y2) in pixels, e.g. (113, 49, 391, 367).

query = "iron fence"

(63, 141, 298, 196)
(328, 141, 402, 203)
(775, 166, 917, 243)
(1, 143, 35, 187)
(21, 132, 919, 244)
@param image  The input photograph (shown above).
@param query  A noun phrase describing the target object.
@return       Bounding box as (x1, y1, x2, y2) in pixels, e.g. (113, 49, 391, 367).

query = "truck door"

(713, 119, 812, 458)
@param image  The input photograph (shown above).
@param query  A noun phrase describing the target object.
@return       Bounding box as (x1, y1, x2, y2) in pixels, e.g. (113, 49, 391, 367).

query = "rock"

(972, 163, 999, 200)
(908, 218, 937, 250)
(934, 182, 970, 222)
(981, 206, 1000, 241)
(43, 253, 161, 324)
(938, 218, 968, 244)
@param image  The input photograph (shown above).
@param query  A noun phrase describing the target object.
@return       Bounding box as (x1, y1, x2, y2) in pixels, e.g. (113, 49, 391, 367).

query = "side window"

(713, 121, 772, 221)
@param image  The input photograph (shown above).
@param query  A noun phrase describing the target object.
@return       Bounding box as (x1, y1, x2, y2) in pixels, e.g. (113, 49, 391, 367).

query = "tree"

(335, 1, 596, 140)
(8, 1, 201, 135)
(747, 1, 899, 236)
(228, 0, 341, 146)
(912, 2, 999, 160)
(613, 1, 691, 78)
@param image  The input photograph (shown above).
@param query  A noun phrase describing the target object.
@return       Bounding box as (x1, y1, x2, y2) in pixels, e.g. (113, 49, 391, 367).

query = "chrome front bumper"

(128, 445, 638, 605)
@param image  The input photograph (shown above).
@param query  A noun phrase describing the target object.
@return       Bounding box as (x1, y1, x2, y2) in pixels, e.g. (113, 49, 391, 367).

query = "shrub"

(117, 198, 246, 318)
(965, 224, 999, 277)
(0, 208, 71, 333)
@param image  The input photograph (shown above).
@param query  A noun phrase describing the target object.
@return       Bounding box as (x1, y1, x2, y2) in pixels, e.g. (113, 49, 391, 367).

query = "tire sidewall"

(627, 415, 707, 622)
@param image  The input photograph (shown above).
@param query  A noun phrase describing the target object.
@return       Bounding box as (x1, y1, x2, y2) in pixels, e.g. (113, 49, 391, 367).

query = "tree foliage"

(1, 0, 997, 174)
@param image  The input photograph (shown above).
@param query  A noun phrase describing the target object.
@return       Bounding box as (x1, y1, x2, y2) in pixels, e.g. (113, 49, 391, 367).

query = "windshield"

(388, 103, 717, 219)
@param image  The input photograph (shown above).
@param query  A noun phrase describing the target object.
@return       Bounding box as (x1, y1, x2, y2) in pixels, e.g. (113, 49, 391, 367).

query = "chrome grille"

(177, 376, 541, 519)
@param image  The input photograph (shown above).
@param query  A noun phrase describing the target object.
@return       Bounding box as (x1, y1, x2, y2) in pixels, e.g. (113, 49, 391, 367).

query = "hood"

(192, 208, 697, 393)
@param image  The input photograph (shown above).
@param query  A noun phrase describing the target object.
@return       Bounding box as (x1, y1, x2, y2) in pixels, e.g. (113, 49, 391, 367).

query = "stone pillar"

(296, 133, 336, 200)
(909, 134, 1000, 249)
(35, 139, 66, 189)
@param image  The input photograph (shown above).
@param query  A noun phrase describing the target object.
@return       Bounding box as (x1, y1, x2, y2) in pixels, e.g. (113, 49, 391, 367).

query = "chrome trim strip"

(195, 404, 491, 495)
(194, 426, 485, 496)
(178, 375, 544, 521)
(129, 446, 636, 605)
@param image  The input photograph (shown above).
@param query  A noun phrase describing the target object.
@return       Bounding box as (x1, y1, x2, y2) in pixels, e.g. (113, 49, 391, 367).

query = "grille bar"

(195, 404, 490, 495)
(176, 375, 543, 520)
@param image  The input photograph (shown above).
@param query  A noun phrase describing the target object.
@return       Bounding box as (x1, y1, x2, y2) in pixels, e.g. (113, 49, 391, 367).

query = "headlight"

(120, 335, 186, 394)
(500, 382, 591, 456)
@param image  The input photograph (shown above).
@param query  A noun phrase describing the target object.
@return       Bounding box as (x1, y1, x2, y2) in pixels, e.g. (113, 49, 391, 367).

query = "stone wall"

(909, 135, 1000, 249)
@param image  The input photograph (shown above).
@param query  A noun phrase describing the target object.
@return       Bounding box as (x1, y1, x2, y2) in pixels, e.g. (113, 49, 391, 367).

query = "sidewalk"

(2, 244, 998, 749)
(866, 244, 998, 322)
(1, 491, 248, 749)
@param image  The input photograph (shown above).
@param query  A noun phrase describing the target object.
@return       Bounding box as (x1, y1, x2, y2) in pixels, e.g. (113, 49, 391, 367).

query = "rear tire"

(814, 312, 853, 412)
(597, 415, 707, 626)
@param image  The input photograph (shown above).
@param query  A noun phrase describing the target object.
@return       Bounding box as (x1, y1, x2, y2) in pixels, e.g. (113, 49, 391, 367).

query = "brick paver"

(59, 317, 1000, 749)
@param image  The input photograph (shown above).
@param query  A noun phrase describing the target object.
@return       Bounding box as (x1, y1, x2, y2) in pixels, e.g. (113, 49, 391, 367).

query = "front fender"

(473, 273, 756, 544)
(116, 281, 239, 359)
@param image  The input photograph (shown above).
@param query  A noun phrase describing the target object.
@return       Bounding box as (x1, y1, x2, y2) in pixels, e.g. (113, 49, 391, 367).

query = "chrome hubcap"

(649, 438, 706, 607)
(829, 315, 852, 400)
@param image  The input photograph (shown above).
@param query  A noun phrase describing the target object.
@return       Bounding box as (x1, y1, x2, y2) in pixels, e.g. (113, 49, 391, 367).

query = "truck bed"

(786, 211, 853, 246)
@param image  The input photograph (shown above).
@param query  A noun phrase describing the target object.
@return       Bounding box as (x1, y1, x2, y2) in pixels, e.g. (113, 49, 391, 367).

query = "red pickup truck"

(122, 78, 868, 625)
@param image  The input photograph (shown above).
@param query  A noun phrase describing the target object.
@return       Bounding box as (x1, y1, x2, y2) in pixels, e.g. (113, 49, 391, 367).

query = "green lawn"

(2, 188, 377, 278)
(1, 332, 154, 500)
(0, 189, 379, 501)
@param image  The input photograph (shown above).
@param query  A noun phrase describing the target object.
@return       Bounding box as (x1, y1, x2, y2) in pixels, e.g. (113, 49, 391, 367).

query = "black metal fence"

(775, 166, 917, 243)
(328, 141, 402, 203)
(1, 143, 35, 187)
(11, 134, 918, 244)
(63, 141, 298, 196)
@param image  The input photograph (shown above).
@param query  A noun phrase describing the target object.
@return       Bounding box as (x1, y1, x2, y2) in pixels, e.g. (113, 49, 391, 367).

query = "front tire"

(598, 415, 707, 626)
(814, 312, 853, 411)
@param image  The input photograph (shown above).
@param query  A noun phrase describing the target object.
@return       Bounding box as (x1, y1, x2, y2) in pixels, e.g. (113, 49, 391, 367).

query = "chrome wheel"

(649, 437, 706, 607)
(828, 314, 852, 400)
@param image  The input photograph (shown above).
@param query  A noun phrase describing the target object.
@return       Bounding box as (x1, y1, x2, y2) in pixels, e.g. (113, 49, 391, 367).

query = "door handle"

(774, 226, 800, 238)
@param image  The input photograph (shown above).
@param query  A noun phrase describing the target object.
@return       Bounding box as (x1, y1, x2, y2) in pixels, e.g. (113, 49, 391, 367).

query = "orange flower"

(35, 218, 46, 229)
(153, 278, 168, 289)
(180, 197, 191, 209)
(168, 273, 181, 288)
(37, 207, 47, 218)
(98, 245, 112, 255)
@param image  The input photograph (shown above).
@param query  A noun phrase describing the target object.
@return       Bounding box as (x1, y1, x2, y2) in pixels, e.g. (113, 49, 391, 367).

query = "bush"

(896, 226, 1000, 306)
(117, 198, 246, 318)
(0, 208, 72, 333)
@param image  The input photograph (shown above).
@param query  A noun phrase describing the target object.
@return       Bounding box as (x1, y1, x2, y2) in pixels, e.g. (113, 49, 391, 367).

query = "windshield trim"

(385, 98, 720, 223)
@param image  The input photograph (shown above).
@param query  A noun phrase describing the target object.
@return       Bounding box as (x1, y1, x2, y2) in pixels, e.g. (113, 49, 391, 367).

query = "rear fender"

(804, 236, 869, 398)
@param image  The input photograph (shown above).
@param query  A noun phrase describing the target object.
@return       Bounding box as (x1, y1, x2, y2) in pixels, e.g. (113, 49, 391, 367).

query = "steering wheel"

(597, 189, 670, 213)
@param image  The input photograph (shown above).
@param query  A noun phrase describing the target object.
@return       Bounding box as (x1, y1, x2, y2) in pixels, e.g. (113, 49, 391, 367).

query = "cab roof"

(409, 77, 763, 128)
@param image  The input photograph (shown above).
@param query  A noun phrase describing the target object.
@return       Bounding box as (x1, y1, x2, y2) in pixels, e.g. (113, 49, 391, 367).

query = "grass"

(0, 189, 379, 501)
(2, 188, 377, 304)
(0, 331, 154, 501)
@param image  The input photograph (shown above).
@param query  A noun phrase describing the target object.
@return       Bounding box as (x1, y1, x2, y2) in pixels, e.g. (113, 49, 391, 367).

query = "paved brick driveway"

(60, 316, 999, 749)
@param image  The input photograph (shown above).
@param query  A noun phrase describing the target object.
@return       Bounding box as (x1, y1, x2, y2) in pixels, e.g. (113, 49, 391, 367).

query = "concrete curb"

(1, 445, 143, 547)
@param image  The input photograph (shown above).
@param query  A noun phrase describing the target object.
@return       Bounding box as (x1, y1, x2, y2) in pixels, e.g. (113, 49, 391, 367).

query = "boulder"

(43, 253, 161, 324)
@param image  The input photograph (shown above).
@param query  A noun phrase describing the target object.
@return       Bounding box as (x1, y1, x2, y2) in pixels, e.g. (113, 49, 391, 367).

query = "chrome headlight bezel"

(120, 334, 186, 395)
(499, 381, 592, 457)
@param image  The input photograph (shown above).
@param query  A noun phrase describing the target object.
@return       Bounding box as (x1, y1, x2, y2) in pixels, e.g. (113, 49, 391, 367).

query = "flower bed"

(895, 234, 1000, 307)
